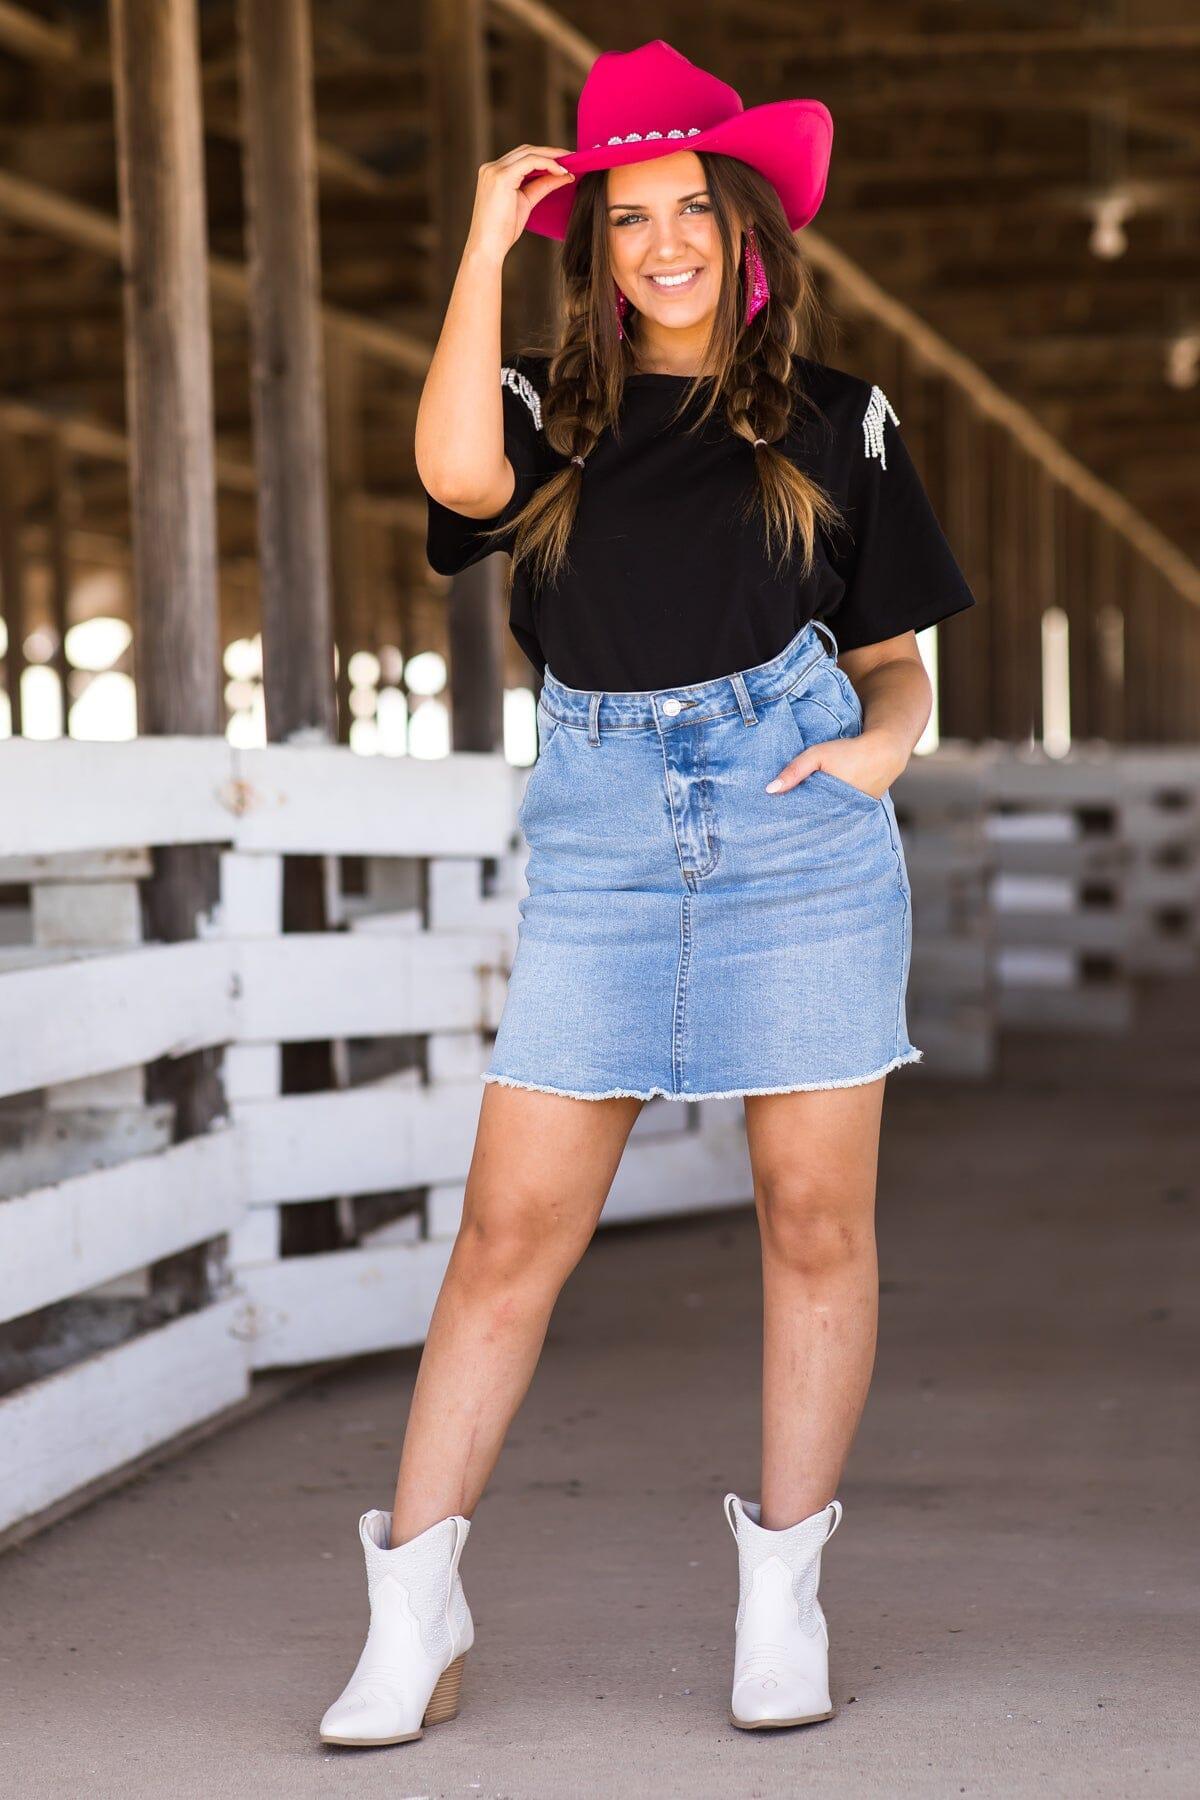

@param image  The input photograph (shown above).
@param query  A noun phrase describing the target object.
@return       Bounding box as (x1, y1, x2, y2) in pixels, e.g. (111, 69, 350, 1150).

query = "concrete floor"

(2, 986, 1197, 1799)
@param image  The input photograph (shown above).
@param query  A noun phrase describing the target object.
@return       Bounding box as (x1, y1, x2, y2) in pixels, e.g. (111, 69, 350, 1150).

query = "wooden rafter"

(0, 1, 77, 66)
(0, 166, 427, 372)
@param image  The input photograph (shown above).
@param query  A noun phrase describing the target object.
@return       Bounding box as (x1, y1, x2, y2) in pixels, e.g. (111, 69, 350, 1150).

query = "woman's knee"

(755, 1173, 872, 1279)
(454, 1188, 589, 1289)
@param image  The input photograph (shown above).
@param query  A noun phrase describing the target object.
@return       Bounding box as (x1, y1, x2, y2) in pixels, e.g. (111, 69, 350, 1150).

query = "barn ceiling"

(0, 0, 1195, 643)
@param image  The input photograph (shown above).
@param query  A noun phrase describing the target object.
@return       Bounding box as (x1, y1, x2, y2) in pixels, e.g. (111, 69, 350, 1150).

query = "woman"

(319, 39, 975, 1748)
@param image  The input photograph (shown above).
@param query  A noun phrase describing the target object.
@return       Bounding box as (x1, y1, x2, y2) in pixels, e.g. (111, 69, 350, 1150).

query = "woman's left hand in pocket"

(765, 728, 909, 801)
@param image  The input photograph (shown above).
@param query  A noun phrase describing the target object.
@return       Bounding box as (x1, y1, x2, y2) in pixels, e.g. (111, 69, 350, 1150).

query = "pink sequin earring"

(614, 282, 630, 340)
(742, 226, 769, 326)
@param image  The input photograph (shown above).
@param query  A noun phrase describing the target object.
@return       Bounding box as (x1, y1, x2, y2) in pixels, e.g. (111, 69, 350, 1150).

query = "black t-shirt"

(424, 352, 976, 690)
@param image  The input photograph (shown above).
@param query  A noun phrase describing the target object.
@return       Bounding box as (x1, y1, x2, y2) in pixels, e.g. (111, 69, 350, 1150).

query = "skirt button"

(662, 698, 682, 716)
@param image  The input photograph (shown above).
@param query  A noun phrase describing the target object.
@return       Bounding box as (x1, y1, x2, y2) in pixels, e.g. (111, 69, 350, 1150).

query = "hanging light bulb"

(1088, 193, 1133, 260)
(1165, 332, 1200, 390)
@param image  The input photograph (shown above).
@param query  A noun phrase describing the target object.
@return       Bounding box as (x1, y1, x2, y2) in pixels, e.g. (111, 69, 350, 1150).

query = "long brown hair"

(476, 152, 843, 596)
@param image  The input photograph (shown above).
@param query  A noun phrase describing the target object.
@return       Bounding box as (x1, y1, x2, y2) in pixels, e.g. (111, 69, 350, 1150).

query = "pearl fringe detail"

(863, 384, 900, 468)
(500, 364, 543, 430)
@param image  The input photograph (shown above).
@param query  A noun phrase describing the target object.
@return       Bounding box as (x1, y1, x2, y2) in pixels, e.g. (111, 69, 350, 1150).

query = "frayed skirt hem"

(480, 1046, 923, 1103)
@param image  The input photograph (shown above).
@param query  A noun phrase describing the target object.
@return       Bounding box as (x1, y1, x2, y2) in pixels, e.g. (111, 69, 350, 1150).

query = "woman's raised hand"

(464, 145, 575, 262)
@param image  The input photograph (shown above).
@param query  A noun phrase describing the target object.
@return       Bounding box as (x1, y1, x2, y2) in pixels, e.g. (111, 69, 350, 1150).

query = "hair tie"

(753, 437, 767, 448)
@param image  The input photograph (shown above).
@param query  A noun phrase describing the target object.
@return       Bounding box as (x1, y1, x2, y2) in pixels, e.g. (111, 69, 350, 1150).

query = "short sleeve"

(824, 384, 976, 654)
(423, 354, 554, 577)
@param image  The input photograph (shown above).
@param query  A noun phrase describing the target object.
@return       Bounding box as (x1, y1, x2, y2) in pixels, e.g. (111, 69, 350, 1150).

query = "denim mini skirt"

(483, 617, 922, 1102)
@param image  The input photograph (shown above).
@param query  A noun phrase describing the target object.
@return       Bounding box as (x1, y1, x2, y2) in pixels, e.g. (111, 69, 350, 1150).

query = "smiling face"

(606, 151, 736, 365)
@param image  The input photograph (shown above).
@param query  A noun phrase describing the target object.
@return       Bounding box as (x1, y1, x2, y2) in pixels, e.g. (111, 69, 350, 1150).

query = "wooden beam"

(205, 103, 395, 197)
(47, 434, 73, 724)
(755, 30, 1200, 106)
(800, 229, 1200, 611)
(325, 330, 363, 746)
(0, 397, 423, 532)
(236, 0, 336, 746)
(0, 2, 394, 193)
(0, 0, 77, 65)
(109, 0, 224, 1146)
(111, 0, 221, 739)
(936, 388, 988, 740)
(1058, 496, 1089, 742)
(430, 0, 507, 753)
(0, 166, 428, 375)
(237, 0, 343, 1256)
(503, 24, 566, 349)
(487, 0, 594, 68)
(771, 24, 1200, 64)
(0, 430, 25, 735)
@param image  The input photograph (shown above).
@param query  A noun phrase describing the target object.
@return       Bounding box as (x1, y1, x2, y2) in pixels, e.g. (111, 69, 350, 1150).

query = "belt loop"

(587, 691, 602, 746)
(812, 617, 839, 661)
(729, 670, 758, 727)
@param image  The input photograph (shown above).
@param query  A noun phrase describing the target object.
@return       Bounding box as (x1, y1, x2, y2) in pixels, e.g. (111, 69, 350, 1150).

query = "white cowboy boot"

(724, 1491, 844, 1730)
(319, 1507, 474, 1747)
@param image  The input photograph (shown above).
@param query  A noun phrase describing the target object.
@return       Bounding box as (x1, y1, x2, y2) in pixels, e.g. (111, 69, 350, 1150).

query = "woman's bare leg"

(742, 1079, 886, 1528)
(389, 1082, 644, 1544)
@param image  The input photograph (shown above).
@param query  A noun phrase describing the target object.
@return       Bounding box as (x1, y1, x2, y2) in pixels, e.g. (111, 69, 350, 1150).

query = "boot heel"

(422, 1652, 466, 1727)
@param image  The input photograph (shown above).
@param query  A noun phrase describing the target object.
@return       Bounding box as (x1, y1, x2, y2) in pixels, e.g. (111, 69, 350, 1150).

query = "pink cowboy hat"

(520, 39, 833, 242)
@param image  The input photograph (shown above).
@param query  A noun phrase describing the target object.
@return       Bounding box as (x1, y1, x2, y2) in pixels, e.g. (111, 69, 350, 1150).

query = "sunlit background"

(0, 593, 542, 766)
(0, 613, 985, 766)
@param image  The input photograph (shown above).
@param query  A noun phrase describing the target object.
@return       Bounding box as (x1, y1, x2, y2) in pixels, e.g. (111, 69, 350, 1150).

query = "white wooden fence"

(897, 742, 1200, 1065)
(0, 738, 750, 1536)
(1, 736, 1197, 1537)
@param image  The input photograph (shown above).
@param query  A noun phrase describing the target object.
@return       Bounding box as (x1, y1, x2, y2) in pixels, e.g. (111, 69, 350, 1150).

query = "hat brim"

(521, 98, 833, 241)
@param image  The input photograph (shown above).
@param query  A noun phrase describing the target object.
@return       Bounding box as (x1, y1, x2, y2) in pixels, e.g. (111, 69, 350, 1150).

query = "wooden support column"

(110, 0, 223, 1151)
(1125, 561, 1160, 746)
(1012, 446, 1040, 744)
(48, 434, 73, 733)
(1185, 609, 1200, 740)
(1094, 526, 1127, 745)
(0, 429, 24, 735)
(111, 0, 221, 744)
(937, 388, 988, 742)
(1174, 596, 1198, 741)
(236, 0, 336, 747)
(1060, 495, 1093, 744)
(985, 425, 1019, 741)
(325, 331, 364, 745)
(506, 31, 567, 345)
(237, 0, 343, 1257)
(1032, 466, 1059, 746)
(1162, 585, 1186, 743)
(1142, 567, 1164, 745)
(1014, 452, 1042, 744)
(427, 0, 506, 753)
(1146, 575, 1167, 745)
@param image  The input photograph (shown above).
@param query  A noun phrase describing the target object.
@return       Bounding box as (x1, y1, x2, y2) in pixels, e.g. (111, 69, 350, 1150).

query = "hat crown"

(577, 39, 743, 152)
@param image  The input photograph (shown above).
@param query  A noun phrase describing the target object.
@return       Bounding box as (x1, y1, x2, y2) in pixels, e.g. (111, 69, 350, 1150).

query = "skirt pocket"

(808, 765, 886, 810)
(782, 672, 886, 810)
(517, 705, 569, 832)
